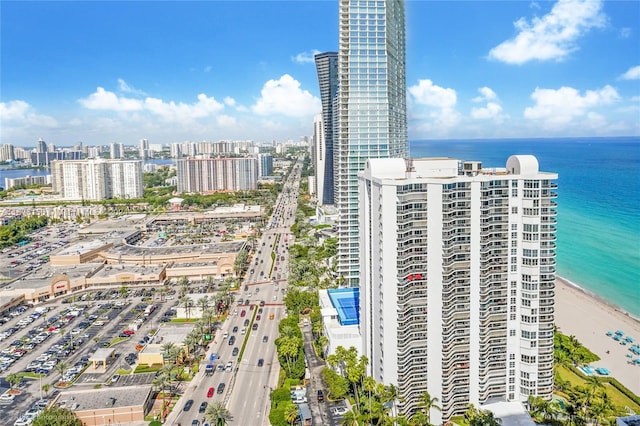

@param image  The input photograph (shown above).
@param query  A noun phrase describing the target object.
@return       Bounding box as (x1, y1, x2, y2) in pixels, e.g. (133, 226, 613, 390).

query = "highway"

(170, 157, 303, 426)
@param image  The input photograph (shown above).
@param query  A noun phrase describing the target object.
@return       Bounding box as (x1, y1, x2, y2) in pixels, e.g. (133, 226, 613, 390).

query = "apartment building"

(358, 156, 557, 422)
(335, 0, 409, 286)
(176, 157, 258, 193)
(51, 159, 143, 200)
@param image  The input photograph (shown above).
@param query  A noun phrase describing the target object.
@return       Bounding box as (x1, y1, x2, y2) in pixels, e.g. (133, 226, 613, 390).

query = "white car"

(333, 407, 349, 416)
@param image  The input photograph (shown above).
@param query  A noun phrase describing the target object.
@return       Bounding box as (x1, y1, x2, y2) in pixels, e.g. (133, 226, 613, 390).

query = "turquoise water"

(410, 137, 640, 317)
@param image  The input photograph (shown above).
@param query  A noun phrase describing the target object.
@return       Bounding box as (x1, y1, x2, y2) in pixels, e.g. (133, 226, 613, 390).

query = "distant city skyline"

(1, 0, 638, 147)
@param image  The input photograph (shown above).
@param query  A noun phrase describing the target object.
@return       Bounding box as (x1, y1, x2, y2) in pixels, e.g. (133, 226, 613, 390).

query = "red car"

(207, 387, 214, 398)
(122, 329, 135, 335)
(240, 310, 246, 317)
(256, 315, 261, 321)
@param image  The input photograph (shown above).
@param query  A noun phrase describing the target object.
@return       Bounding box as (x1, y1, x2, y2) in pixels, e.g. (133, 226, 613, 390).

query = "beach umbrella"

(626, 336, 635, 343)
(627, 354, 633, 358)
(616, 330, 624, 335)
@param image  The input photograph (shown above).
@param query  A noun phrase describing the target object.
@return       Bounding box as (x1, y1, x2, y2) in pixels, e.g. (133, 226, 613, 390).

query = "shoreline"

(554, 276, 640, 396)
(557, 275, 640, 325)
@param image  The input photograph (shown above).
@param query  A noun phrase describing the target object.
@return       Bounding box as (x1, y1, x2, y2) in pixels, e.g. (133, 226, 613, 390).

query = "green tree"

(321, 367, 350, 400)
(204, 401, 232, 425)
(179, 295, 193, 320)
(6, 373, 21, 389)
(55, 361, 69, 381)
(32, 406, 82, 426)
(282, 401, 299, 426)
(417, 391, 441, 425)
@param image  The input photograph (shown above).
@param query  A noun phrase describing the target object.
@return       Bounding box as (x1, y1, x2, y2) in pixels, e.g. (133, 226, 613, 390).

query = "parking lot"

(0, 287, 179, 425)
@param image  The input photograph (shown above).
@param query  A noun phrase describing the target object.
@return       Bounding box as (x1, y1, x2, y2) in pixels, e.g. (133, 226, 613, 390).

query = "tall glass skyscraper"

(335, 0, 409, 286)
(314, 52, 339, 206)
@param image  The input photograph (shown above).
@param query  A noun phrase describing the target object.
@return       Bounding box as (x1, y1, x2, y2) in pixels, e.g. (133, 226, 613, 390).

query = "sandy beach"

(554, 277, 640, 396)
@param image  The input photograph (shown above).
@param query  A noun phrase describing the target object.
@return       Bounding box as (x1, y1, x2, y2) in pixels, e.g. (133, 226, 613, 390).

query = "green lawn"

(556, 365, 640, 412)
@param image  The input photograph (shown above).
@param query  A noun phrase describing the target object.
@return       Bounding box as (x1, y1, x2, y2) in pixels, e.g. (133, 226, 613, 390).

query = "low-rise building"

(53, 384, 154, 425)
(319, 288, 361, 357)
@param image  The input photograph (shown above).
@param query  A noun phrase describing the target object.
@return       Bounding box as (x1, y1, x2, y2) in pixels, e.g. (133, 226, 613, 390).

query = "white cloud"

(117, 79, 147, 96)
(472, 87, 498, 103)
(620, 65, 640, 80)
(79, 87, 144, 111)
(408, 79, 460, 132)
(470, 87, 507, 123)
(79, 88, 224, 122)
(409, 79, 457, 109)
(252, 74, 321, 117)
(488, 0, 606, 64)
(524, 85, 619, 126)
(204, 65, 213, 73)
(223, 97, 236, 107)
(291, 49, 321, 64)
(0, 100, 58, 128)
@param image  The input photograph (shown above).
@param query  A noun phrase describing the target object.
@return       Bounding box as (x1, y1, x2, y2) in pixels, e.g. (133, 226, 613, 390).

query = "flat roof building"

(319, 289, 361, 357)
(359, 156, 557, 422)
(53, 384, 153, 425)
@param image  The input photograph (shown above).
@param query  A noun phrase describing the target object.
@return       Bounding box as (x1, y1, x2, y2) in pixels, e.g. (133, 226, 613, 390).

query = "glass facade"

(336, 0, 408, 285)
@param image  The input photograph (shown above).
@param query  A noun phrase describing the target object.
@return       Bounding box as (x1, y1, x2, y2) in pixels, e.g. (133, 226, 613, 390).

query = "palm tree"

(179, 295, 193, 320)
(161, 342, 177, 364)
(587, 375, 605, 393)
(6, 373, 20, 390)
(152, 372, 171, 420)
(342, 409, 362, 426)
(197, 295, 210, 317)
(55, 361, 69, 381)
(204, 401, 232, 425)
(282, 401, 299, 426)
(41, 383, 51, 398)
(418, 391, 441, 425)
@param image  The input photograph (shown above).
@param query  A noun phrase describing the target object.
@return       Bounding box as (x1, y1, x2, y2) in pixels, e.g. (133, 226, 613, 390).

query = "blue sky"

(1, 0, 638, 147)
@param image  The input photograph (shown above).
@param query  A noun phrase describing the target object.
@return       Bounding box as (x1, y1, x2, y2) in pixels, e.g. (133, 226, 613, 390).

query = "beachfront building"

(51, 158, 143, 200)
(176, 157, 258, 193)
(358, 156, 558, 422)
(335, 0, 409, 286)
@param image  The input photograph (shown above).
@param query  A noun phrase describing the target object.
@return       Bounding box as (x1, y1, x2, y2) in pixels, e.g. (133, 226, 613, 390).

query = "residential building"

(335, 0, 409, 286)
(4, 175, 51, 190)
(139, 138, 149, 160)
(51, 158, 143, 200)
(176, 157, 258, 193)
(314, 51, 338, 206)
(358, 156, 557, 422)
(312, 114, 325, 200)
(110, 142, 124, 159)
(257, 153, 274, 177)
(0, 144, 15, 162)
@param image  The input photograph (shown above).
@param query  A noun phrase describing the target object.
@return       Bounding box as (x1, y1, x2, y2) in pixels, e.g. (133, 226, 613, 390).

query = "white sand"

(554, 277, 640, 396)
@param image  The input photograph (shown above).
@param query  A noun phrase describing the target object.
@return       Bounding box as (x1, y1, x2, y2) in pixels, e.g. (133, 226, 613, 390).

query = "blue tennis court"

(328, 288, 360, 326)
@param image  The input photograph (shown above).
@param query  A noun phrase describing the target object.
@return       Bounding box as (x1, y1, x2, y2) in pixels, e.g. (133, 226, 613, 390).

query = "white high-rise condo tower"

(359, 156, 557, 423)
(335, 0, 408, 286)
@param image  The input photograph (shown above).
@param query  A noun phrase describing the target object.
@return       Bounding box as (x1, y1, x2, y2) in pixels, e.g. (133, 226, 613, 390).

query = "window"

(510, 329, 516, 336)
(512, 206, 518, 214)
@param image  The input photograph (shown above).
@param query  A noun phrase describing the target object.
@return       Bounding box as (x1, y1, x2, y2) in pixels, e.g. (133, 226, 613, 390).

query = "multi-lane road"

(170, 158, 303, 426)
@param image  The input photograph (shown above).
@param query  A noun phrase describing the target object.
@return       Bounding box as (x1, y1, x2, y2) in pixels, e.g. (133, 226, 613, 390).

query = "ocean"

(410, 137, 640, 317)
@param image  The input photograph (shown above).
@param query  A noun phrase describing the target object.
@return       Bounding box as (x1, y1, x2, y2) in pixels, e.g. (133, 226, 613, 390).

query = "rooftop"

(3, 264, 99, 290)
(480, 401, 535, 426)
(55, 239, 111, 256)
(56, 384, 152, 411)
(108, 240, 245, 257)
(153, 324, 194, 346)
(91, 263, 165, 280)
(327, 288, 360, 326)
